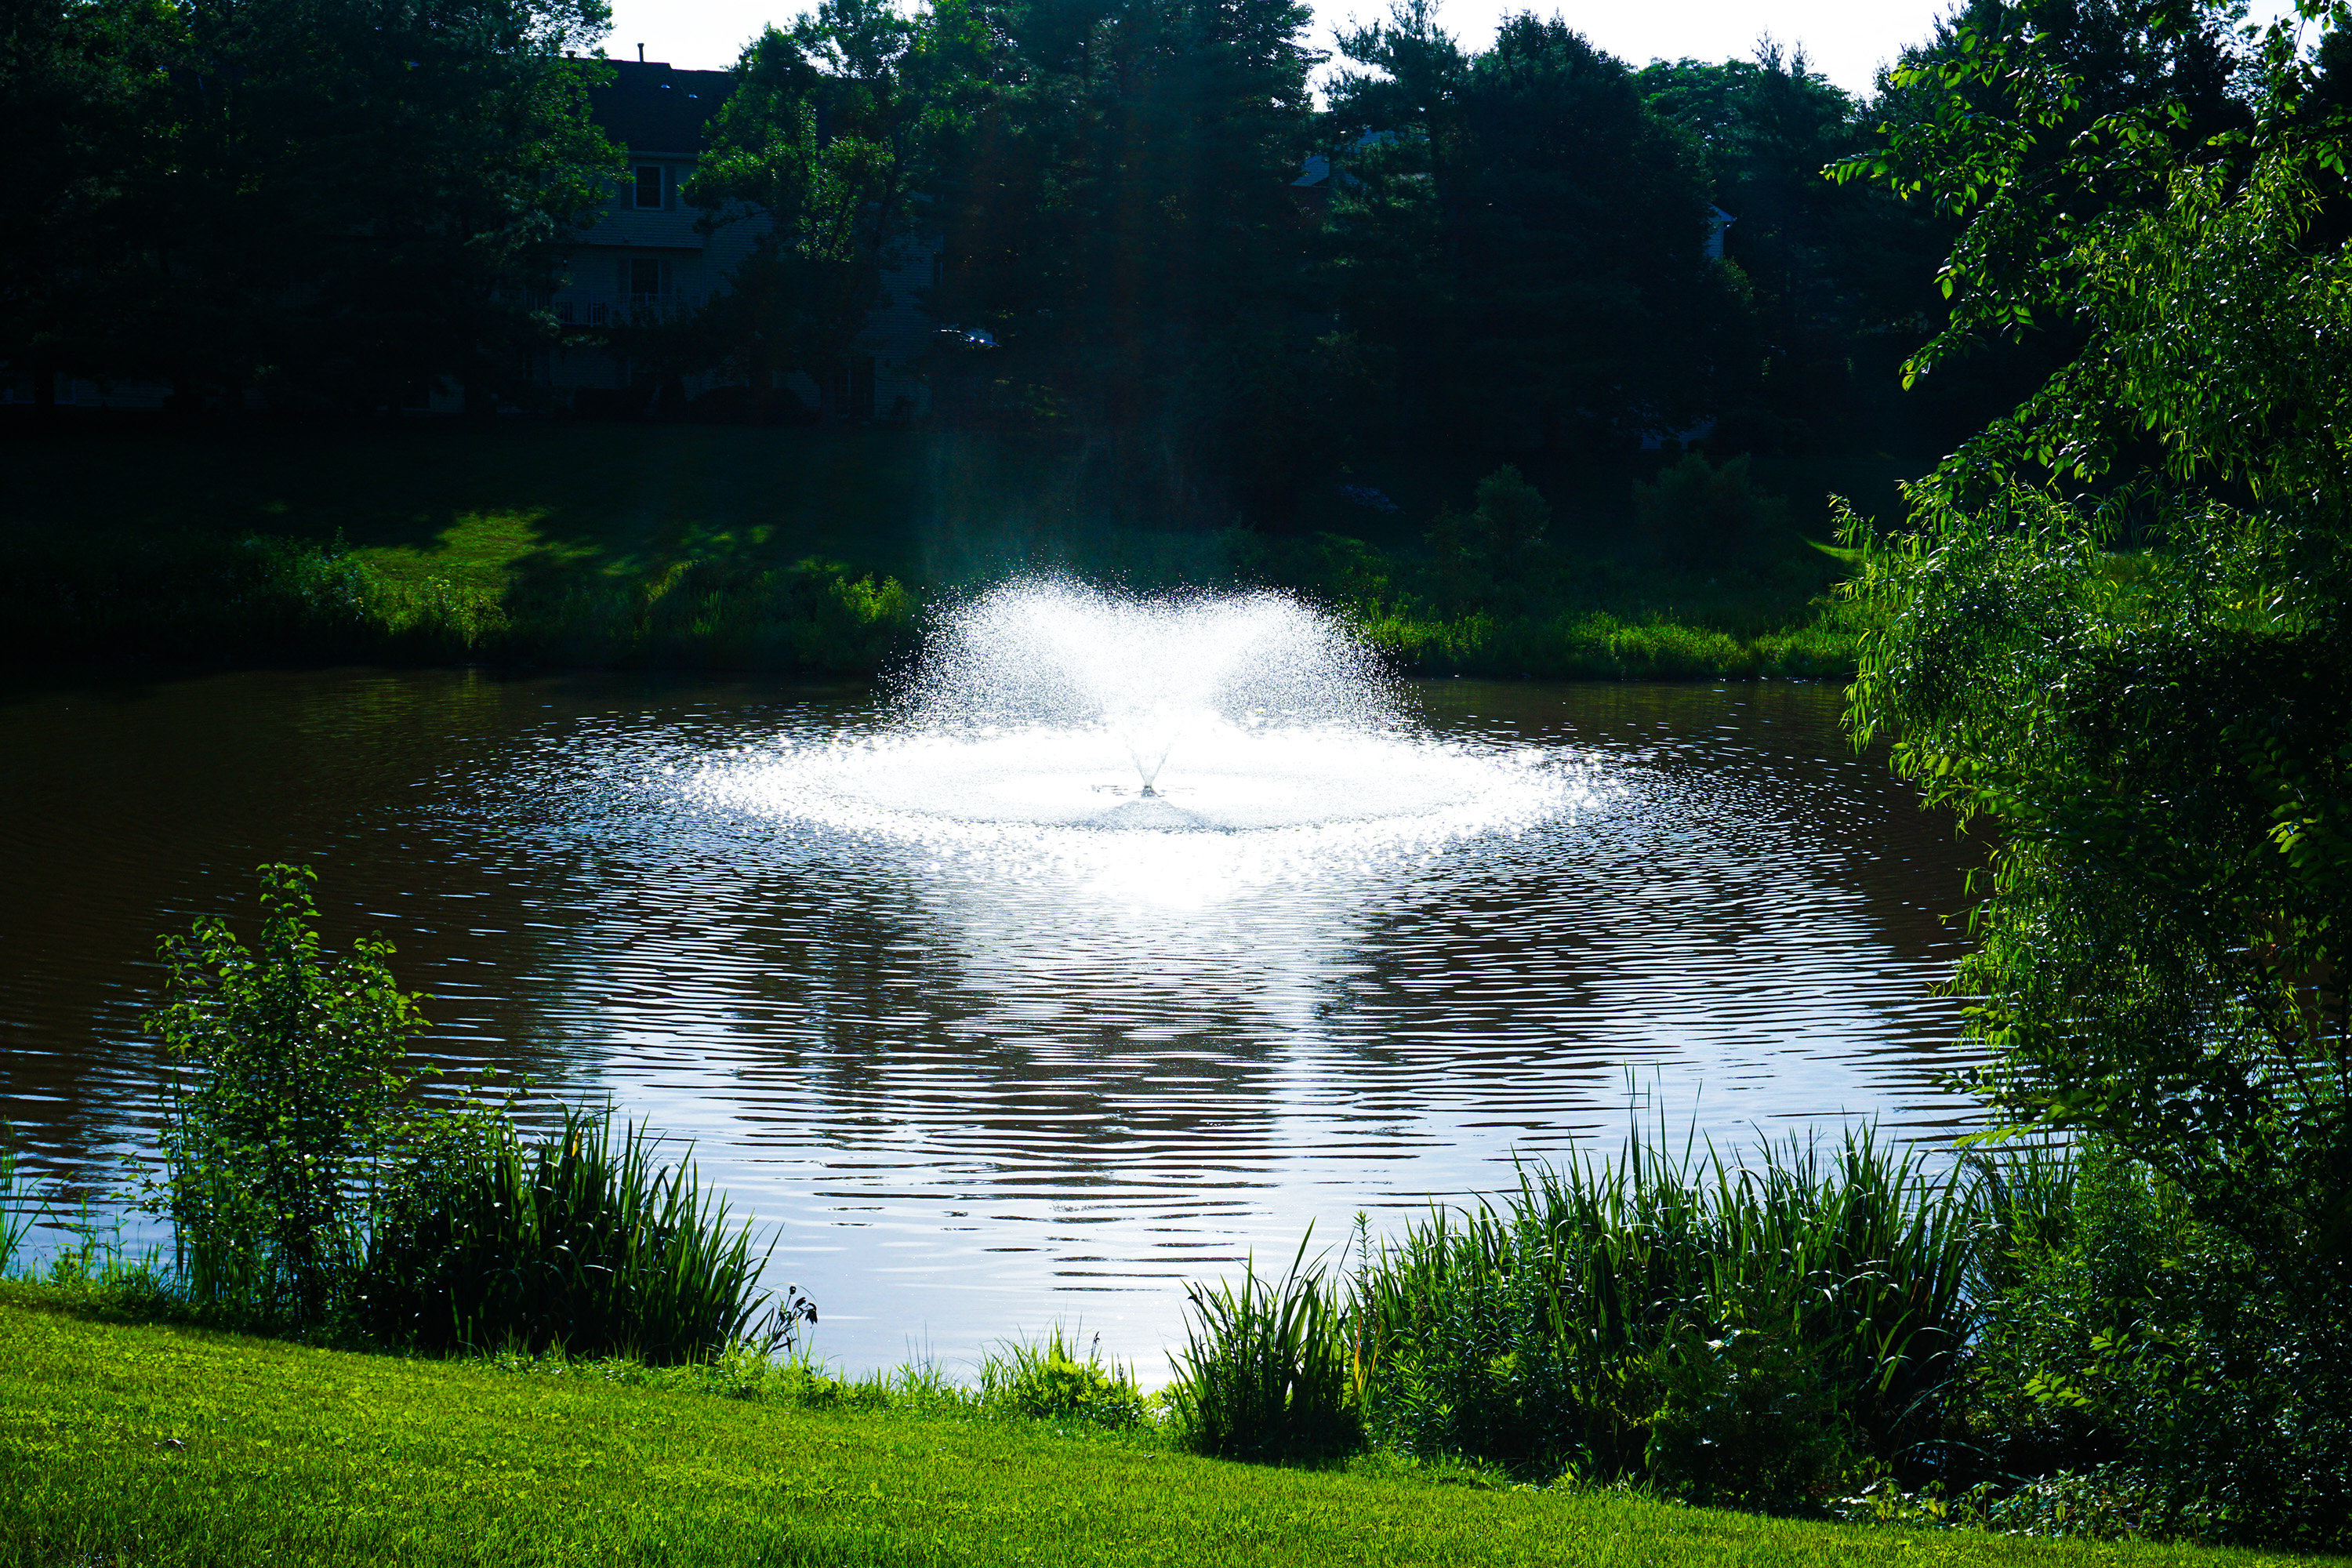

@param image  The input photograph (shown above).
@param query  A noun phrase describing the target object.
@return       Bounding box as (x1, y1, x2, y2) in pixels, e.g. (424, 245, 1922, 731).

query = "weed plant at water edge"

(1348, 1127, 1983, 1505)
(980, 1327, 1150, 1427)
(0, 1135, 42, 1276)
(357, 1102, 776, 1364)
(1166, 1233, 1358, 1461)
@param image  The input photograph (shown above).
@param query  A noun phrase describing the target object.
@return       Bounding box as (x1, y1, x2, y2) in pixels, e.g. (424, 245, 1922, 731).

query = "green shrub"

(1166, 1236, 1358, 1461)
(1351, 1130, 1976, 1503)
(355, 1102, 782, 1365)
(1425, 466, 1555, 611)
(1633, 453, 1792, 568)
(979, 1327, 1149, 1427)
(1965, 1140, 2352, 1550)
(146, 864, 430, 1329)
(617, 556, 919, 673)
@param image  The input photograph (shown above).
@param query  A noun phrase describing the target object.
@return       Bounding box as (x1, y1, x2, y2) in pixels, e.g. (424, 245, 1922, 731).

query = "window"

(633, 165, 663, 209)
(629, 258, 663, 297)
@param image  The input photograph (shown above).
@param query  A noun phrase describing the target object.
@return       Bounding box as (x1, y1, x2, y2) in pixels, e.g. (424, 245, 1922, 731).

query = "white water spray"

(689, 579, 1586, 851)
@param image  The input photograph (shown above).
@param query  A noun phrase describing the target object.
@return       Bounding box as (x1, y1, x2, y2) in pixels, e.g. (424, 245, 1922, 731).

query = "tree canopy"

(3, 0, 618, 413)
(1837, 0, 2352, 1301)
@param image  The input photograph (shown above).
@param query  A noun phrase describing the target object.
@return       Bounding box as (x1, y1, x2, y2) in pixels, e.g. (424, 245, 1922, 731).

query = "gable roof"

(587, 60, 735, 156)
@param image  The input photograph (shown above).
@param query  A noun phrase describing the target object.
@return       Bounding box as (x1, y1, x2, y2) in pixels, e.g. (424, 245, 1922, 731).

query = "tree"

(687, 0, 993, 412)
(918, 0, 1319, 508)
(0, 0, 174, 415)
(1836, 0, 2352, 1301)
(1639, 44, 1938, 452)
(1321, 5, 1738, 453)
(3, 0, 618, 412)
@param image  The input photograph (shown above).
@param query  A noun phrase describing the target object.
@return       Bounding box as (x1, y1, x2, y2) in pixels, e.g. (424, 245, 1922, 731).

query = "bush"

(1425, 466, 1554, 611)
(979, 1327, 1149, 1427)
(132, 865, 789, 1365)
(356, 1102, 783, 1365)
(1965, 1140, 2352, 1549)
(612, 556, 918, 673)
(1632, 453, 1792, 568)
(1166, 1236, 1359, 1461)
(146, 864, 430, 1328)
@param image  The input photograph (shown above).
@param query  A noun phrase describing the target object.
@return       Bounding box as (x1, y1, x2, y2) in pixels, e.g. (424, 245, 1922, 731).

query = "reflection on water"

(0, 669, 1981, 1370)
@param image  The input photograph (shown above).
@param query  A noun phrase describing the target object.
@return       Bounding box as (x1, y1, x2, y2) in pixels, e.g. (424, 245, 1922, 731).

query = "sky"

(604, 0, 1951, 96)
(604, 0, 2310, 100)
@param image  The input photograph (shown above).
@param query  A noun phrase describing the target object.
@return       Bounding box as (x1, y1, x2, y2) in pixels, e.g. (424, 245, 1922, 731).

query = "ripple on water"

(0, 652, 1981, 1372)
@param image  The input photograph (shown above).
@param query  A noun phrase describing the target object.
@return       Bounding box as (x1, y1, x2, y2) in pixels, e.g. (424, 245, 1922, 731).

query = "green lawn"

(0, 1292, 2324, 1568)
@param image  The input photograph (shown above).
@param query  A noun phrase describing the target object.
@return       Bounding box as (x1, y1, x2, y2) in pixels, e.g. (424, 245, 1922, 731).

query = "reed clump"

(1164, 1236, 1359, 1461)
(1349, 1130, 1980, 1507)
(355, 1103, 781, 1365)
(0, 1135, 42, 1278)
(1167, 1129, 2009, 1505)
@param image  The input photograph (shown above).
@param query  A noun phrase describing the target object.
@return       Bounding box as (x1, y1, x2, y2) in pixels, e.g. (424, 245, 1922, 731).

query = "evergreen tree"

(924, 0, 1320, 508)
(1320, 5, 1737, 453)
(1639, 44, 1940, 451)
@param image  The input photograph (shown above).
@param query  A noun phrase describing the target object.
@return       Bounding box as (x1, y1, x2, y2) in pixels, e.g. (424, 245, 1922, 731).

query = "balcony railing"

(548, 289, 707, 328)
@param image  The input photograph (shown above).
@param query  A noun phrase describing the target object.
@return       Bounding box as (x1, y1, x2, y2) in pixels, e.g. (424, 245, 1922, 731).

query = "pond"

(0, 662, 1980, 1372)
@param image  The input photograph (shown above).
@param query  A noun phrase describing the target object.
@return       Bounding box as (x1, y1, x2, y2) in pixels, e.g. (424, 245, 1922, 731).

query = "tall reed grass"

(357, 1104, 777, 1364)
(1165, 1235, 1359, 1461)
(1350, 1129, 1980, 1503)
(1348, 604, 1861, 680)
(1169, 1130, 2040, 1500)
(0, 1135, 43, 1275)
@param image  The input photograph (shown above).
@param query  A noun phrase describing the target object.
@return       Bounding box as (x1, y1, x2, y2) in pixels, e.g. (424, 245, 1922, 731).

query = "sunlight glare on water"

(0, 594, 1983, 1374)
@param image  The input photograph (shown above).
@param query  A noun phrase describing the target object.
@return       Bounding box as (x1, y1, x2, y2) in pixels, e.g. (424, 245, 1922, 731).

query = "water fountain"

(692, 579, 1576, 849)
(0, 590, 1984, 1371)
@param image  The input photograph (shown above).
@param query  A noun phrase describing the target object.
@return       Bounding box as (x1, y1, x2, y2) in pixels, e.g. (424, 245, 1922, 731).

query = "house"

(532, 56, 757, 412)
(1285, 129, 1397, 223)
(542, 55, 941, 420)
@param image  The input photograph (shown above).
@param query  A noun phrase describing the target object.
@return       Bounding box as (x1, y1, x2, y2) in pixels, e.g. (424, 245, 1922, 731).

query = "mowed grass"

(0, 1293, 2326, 1568)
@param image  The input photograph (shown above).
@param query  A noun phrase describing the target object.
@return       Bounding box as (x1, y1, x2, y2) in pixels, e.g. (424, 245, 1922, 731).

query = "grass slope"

(0, 1293, 2322, 1568)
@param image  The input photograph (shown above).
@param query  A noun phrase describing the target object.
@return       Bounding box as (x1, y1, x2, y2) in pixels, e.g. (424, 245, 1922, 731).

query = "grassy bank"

(0, 1289, 2319, 1568)
(1, 423, 1864, 678)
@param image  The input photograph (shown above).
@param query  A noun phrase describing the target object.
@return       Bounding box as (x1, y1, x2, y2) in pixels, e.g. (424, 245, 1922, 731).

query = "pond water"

(0, 667, 1982, 1372)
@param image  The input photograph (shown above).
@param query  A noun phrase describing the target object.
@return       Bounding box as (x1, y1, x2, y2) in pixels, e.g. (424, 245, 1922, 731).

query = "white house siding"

(544, 61, 747, 401)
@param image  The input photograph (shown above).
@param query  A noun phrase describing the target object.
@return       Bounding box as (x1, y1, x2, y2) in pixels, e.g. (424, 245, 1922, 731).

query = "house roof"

(587, 60, 735, 155)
